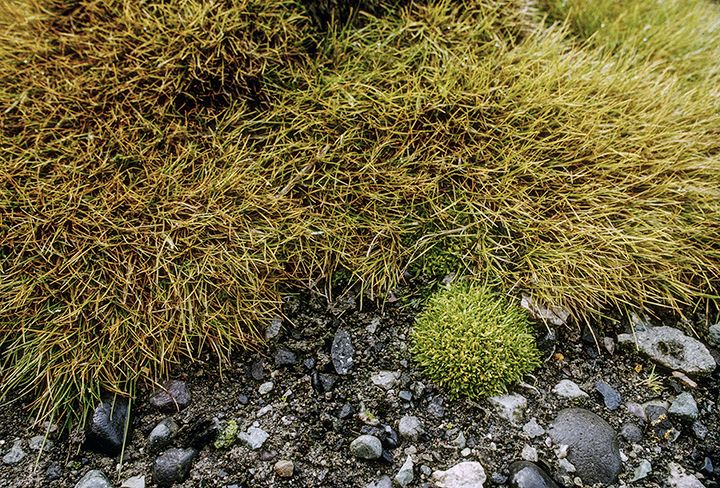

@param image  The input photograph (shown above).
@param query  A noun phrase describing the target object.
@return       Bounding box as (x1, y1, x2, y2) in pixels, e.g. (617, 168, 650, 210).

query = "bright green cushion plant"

(411, 282, 541, 398)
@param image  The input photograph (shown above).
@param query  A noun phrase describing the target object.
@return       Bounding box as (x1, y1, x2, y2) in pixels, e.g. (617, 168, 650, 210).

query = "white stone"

(488, 394, 527, 424)
(238, 426, 269, 450)
(552, 380, 588, 399)
(522, 417, 546, 438)
(667, 463, 705, 488)
(371, 371, 401, 390)
(521, 444, 538, 462)
(432, 461, 487, 488)
(121, 475, 146, 488)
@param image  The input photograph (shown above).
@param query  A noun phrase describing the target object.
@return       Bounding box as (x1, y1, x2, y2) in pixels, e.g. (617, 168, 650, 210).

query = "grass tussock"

(1, 0, 720, 427)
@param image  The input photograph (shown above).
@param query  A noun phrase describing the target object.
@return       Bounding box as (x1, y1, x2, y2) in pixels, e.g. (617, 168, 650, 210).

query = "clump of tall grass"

(1, 0, 719, 428)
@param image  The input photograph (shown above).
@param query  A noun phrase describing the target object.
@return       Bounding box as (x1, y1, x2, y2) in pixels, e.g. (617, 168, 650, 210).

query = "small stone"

(84, 397, 130, 456)
(399, 390, 413, 402)
(339, 403, 355, 419)
(432, 461, 487, 488)
(461, 448, 472, 457)
(398, 416, 424, 441)
(274, 459, 294, 478)
(152, 448, 197, 488)
(75, 470, 113, 488)
(488, 394, 527, 424)
(452, 431, 467, 450)
(366, 475, 393, 488)
(521, 444, 538, 462)
(371, 371, 400, 390)
(147, 418, 179, 454)
(149, 380, 191, 413)
(619, 422, 643, 443)
(239, 426, 269, 450)
(522, 418, 545, 438)
(361, 425, 399, 449)
(121, 475, 146, 488)
(46, 463, 62, 480)
(331, 329, 355, 375)
(311, 371, 336, 393)
(549, 408, 621, 484)
(266, 316, 282, 339)
(258, 381, 274, 395)
(250, 361, 266, 381)
(703, 457, 714, 474)
(552, 380, 588, 399)
(238, 394, 249, 405)
(29, 435, 53, 451)
(668, 392, 699, 421)
(508, 461, 559, 488)
(603, 337, 615, 355)
(630, 459, 652, 482)
(708, 323, 720, 347)
(646, 405, 680, 442)
(594, 381, 622, 410)
(427, 396, 445, 418)
(625, 402, 647, 421)
(617, 326, 716, 375)
(394, 455, 414, 487)
(667, 462, 705, 488)
(350, 435, 383, 460)
(558, 459, 576, 473)
(3, 440, 26, 465)
(257, 405, 273, 418)
(274, 349, 297, 368)
(692, 421, 708, 440)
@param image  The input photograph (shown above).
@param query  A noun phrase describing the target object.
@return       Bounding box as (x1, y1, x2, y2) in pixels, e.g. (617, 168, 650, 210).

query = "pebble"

(350, 435, 383, 460)
(625, 401, 647, 421)
(646, 405, 680, 442)
(152, 448, 197, 488)
(84, 397, 130, 456)
(149, 380, 191, 413)
(619, 421, 643, 443)
(668, 392, 699, 421)
(617, 326, 716, 375)
(274, 459, 294, 478)
(692, 421, 708, 440)
(708, 323, 720, 347)
(394, 455, 414, 487)
(399, 390, 413, 402)
(74, 470, 113, 488)
(239, 426, 269, 450)
(371, 371, 400, 390)
(667, 462, 705, 487)
(594, 381, 621, 410)
(274, 349, 297, 368)
(258, 381, 274, 395)
(427, 396, 445, 418)
(265, 316, 282, 339)
(521, 444, 538, 462)
(631, 459, 652, 482)
(488, 394, 527, 424)
(452, 431, 466, 449)
(339, 403, 355, 419)
(508, 461, 559, 488)
(522, 418, 545, 438)
(331, 328, 355, 375)
(365, 475, 392, 488)
(29, 435, 53, 451)
(360, 424, 399, 449)
(398, 416, 424, 441)
(46, 464, 62, 480)
(432, 461, 487, 488)
(311, 371, 337, 393)
(3, 440, 26, 464)
(552, 380, 588, 399)
(549, 408, 621, 484)
(147, 418, 179, 454)
(120, 475, 145, 488)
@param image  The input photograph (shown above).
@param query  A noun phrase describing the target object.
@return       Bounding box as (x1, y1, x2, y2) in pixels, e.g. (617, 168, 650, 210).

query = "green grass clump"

(411, 282, 541, 397)
(1, 0, 720, 429)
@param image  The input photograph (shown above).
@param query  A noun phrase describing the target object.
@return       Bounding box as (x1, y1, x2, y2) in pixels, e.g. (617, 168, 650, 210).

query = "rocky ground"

(2, 285, 720, 488)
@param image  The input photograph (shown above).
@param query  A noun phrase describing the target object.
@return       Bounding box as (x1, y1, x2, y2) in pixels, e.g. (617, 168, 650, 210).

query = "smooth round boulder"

(153, 447, 197, 487)
(549, 408, 621, 485)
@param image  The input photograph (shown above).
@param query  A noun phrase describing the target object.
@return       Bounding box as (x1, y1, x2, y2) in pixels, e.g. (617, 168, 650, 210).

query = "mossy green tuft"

(411, 282, 541, 398)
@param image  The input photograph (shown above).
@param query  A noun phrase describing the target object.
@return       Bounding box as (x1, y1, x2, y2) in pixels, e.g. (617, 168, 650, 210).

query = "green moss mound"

(411, 282, 541, 397)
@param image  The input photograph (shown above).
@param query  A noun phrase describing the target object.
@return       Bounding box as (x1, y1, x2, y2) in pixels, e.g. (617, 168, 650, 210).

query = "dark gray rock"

(149, 380, 191, 413)
(594, 381, 621, 410)
(427, 396, 445, 418)
(549, 408, 621, 484)
(668, 392, 698, 421)
(338, 403, 355, 419)
(331, 328, 355, 375)
(708, 323, 720, 347)
(148, 418, 179, 454)
(646, 405, 680, 442)
(74, 470, 112, 488)
(508, 461, 559, 488)
(619, 421, 643, 443)
(311, 371, 337, 393)
(152, 447, 197, 487)
(250, 361, 267, 381)
(183, 416, 219, 450)
(365, 475, 392, 488)
(84, 397, 130, 456)
(398, 416, 424, 441)
(617, 326, 715, 375)
(46, 463, 62, 480)
(274, 349, 297, 368)
(360, 424, 399, 449)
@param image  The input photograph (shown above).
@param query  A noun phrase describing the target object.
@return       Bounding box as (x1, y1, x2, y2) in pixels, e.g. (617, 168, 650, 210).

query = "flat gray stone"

(350, 435, 383, 460)
(708, 323, 720, 347)
(552, 380, 588, 399)
(3, 440, 26, 464)
(432, 461, 487, 488)
(594, 381, 621, 410)
(522, 418, 545, 438)
(631, 460, 652, 482)
(488, 394, 527, 424)
(238, 426, 269, 450)
(149, 380, 191, 413)
(549, 408, 621, 485)
(365, 475, 392, 488)
(667, 462, 705, 487)
(331, 328, 355, 375)
(617, 326, 715, 375)
(394, 455, 414, 487)
(508, 461, 559, 488)
(668, 392, 699, 421)
(371, 371, 400, 390)
(121, 475, 145, 488)
(29, 435, 53, 451)
(152, 448, 197, 488)
(75, 470, 113, 488)
(398, 416, 423, 441)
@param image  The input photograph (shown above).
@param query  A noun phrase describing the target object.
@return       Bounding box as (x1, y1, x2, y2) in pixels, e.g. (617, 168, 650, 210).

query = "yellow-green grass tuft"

(411, 282, 541, 397)
(1, 0, 719, 429)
